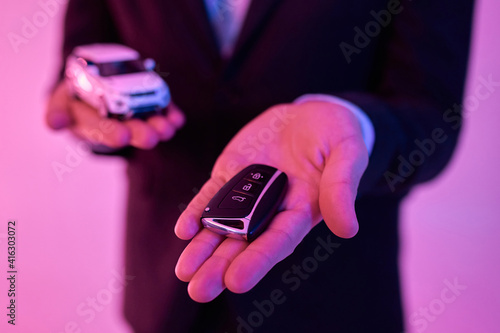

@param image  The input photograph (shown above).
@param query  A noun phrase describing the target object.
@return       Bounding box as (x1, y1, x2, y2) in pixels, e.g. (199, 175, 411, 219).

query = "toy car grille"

(130, 91, 156, 97)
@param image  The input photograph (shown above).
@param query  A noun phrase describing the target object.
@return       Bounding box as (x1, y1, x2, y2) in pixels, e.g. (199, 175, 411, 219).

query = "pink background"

(0, 1, 498, 332)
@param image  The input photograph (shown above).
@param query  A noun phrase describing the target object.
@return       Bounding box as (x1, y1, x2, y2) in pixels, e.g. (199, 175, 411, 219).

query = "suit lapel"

(232, 0, 283, 57)
(168, 0, 283, 69)
(174, 0, 221, 63)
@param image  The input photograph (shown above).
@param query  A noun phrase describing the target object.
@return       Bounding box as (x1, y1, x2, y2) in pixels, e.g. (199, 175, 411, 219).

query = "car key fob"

(201, 164, 288, 241)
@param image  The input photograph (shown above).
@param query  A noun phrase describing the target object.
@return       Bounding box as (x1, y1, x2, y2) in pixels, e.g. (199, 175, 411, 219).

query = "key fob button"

(233, 179, 262, 197)
(218, 191, 253, 210)
(243, 170, 272, 184)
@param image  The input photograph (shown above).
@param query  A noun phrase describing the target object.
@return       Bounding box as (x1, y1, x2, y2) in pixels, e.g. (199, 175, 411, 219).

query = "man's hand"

(45, 81, 185, 149)
(174, 101, 369, 302)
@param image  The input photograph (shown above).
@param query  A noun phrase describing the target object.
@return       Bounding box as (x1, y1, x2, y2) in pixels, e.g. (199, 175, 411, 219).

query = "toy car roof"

(73, 44, 140, 63)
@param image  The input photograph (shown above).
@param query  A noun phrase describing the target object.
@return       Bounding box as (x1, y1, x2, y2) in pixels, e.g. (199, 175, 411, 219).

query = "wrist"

(294, 94, 375, 155)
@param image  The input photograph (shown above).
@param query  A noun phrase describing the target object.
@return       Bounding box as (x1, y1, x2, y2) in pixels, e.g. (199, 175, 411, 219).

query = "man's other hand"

(45, 81, 185, 150)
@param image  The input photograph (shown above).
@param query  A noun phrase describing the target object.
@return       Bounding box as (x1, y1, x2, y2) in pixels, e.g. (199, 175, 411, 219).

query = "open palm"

(174, 101, 368, 302)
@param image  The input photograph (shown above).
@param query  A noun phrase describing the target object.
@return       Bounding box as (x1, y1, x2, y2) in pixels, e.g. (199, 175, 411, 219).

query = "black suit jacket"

(60, 0, 474, 332)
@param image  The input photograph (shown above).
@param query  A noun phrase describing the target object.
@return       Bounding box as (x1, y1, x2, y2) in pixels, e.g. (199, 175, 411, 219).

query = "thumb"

(175, 177, 226, 240)
(45, 82, 73, 130)
(318, 140, 368, 238)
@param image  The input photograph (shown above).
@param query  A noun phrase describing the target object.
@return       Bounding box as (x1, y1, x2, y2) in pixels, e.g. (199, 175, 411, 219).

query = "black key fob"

(201, 164, 288, 241)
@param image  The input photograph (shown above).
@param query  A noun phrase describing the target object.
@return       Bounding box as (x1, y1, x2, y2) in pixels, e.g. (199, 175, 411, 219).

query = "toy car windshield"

(97, 60, 146, 77)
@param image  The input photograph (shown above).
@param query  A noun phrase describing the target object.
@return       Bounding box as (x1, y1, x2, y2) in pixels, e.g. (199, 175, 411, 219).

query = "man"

(46, 0, 474, 331)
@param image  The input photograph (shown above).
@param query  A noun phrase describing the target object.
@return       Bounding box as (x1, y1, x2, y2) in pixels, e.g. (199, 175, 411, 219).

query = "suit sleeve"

(336, 0, 475, 196)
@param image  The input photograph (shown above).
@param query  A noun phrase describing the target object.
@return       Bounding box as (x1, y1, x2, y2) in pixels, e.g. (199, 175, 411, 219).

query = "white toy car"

(65, 43, 170, 120)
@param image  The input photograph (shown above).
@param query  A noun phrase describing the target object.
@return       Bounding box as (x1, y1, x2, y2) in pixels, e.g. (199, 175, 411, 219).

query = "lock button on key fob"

(201, 164, 288, 241)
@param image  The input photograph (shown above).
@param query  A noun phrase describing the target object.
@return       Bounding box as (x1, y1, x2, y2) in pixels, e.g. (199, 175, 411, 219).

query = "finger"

(225, 209, 311, 293)
(185, 237, 248, 303)
(69, 100, 131, 148)
(146, 115, 176, 141)
(46, 82, 73, 130)
(166, 103, 186, 129)
(175, 229, 226, 282)
(124, 119, 159, 149)
(174, 177, 225, 240)
(319, 138, 368, 238)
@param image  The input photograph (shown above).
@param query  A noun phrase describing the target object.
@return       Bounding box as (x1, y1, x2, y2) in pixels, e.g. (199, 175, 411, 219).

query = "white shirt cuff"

(294, 94, 375, 156)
